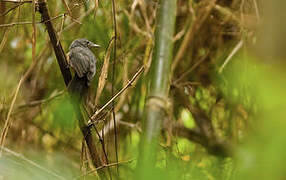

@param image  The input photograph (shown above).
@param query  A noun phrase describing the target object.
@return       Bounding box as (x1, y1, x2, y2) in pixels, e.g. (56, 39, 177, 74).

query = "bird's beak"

(89, 43, 100, 49)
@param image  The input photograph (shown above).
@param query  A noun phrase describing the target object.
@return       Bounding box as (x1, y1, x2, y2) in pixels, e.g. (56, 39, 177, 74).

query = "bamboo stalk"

(137, 0, 177, 173)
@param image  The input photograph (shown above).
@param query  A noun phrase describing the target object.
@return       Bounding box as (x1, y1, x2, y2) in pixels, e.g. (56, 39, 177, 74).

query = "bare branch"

(111, 0, 119, 175)
(88, 66, 144, 125)
(0, 77, 24, 156)
(73, 159, 134, 180)
(0, 13, 66, 28)
(16, 90, 65, 109)
(1, 0, 32, 3)
(219, 40, 243, 74)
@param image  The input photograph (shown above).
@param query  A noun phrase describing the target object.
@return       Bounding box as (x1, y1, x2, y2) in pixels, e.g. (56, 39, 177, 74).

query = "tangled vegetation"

(0, 0, 285, 179)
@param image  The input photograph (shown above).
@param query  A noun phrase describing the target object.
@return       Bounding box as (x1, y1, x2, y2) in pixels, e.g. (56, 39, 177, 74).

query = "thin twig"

(218, 40, 243, 74)
(73, 159, 134, 180)
(0, 77, 24, 157)
(60, 0, 72, 17)
(16, 90, 65, 109)
(67, 15, 82, 25)
(93, 0, 99, 17)
(0, 146, 66, 180)
(118, 120, 142, 132)
(214, 4, 240, 25)
(57, 14, 66, 46)
(1, 0, 32, 3)
(252, 0, 260, 20)
(0, 21, 32, 27)
(91, 124, 111, 175)
(88, 66, 144, 125)
(32, 0, 36, 63)
(0, 26, 11, 53)
(62, 8, 93, 32)
(0, 1, 26, 16)
(82, 108, 112, 178)
(111, 0, 119, 175)
(0, 13, 66, 28)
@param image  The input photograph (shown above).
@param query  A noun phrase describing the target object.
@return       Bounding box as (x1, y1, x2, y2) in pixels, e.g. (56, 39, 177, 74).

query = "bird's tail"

(68, 74, 88, 103)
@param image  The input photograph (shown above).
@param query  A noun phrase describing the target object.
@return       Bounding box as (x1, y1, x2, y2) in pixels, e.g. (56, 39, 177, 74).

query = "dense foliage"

(0, 0, 285, 179)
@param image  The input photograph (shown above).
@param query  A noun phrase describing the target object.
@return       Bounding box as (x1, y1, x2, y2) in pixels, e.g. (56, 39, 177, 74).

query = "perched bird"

(67, 38, 100, 101)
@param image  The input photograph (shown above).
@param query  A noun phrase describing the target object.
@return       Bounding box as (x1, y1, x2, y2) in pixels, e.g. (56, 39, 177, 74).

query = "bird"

(67, 38, 100, 101)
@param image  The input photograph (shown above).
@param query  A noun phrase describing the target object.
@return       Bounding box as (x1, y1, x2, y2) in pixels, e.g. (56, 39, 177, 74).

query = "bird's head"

(69, 38, 100, 50)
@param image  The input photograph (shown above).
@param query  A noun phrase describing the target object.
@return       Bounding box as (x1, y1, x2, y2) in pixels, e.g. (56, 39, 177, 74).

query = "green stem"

(137, 0, 177, 175)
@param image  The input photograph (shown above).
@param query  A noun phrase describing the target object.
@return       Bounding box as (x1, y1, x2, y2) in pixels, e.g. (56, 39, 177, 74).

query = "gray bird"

(67, 38, 100, 100)
(68, 38, 100, 82)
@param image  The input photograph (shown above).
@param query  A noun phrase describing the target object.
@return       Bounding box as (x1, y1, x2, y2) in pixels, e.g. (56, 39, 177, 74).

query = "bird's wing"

(69, 47, 92, 78)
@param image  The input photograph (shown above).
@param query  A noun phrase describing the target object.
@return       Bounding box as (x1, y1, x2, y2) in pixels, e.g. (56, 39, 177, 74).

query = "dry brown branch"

(88, 66, 145, 125)
(172, 0, 217, 72)
(123, 10, 150, 38)
(93, 0, 99, 17)
(68, 15, 82, 25)
(0, 21, 33, 27)
(60, 0, 72, 17)
(98, 115, 141, 139)
(173, 28, 186, 42)
(57, 14, 66, 46)
(0, 1, 26, 16)
(0, 27, 11, 52)
(138, 0, 152, 35)
(1, 0, 32, 3)
(252, 0, 260, 20)
(214, 4, 240, 25)
(16, 90, 65, 109)
(32, 0, 36, 63)
(63, 8, 93, 32)
(0, 13, 66, 28)
(98, 66, 145, 137)
(73, 159, 134, 180)
(111, 0, 119, 173)
(0, 77, 24, 157)
(118, 120, 142, 132)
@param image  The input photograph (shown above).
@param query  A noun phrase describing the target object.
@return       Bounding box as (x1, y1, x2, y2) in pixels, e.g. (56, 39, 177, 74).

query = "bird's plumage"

(68, 38, 98, 82)
(67, 39, 99, 101)
(69, 46, 96, 81)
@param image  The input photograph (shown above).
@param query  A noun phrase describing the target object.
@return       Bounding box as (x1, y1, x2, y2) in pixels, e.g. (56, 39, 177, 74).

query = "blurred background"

(0, 0, 285, 179)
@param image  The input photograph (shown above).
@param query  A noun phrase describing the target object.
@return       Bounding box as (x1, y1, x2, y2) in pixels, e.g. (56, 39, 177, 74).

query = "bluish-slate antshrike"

(67, 38, 100, 101)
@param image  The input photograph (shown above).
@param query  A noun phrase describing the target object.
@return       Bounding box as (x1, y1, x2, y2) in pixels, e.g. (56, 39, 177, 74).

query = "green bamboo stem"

(137, 0, 177, 173)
